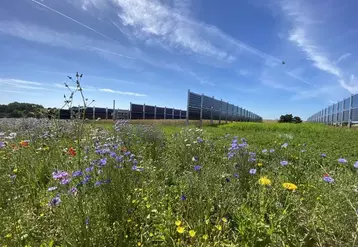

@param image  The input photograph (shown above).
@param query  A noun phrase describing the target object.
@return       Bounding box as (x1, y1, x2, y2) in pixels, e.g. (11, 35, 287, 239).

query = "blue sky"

(1, 0, 358, 119)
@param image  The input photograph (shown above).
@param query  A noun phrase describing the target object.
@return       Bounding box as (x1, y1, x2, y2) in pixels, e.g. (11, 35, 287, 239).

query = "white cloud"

(336, 53, 351, 64)
(0, 78, 42, 86)
(99, 88, 147, 96)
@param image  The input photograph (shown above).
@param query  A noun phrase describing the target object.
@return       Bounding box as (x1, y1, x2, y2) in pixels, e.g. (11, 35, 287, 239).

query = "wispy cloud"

(0, 89, 40, 95)
(336, 53, 351, 64)
(0, 78, 42, 86)
(99, 88, 147, 96)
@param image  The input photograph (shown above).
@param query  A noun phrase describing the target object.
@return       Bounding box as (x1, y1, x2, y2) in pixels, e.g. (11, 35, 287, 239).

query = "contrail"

(31, 0, 114, 42)
(86, 46, 134, 59)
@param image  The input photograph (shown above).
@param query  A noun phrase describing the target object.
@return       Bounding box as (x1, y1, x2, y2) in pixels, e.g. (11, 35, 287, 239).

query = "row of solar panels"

(58, 108, 116, 120)
(187, 91, 262, 122)
(307, 94, 358, 123)
(130, 104, 186, 120)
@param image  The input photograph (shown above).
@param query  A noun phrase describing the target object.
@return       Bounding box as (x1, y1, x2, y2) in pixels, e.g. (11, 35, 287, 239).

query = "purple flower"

(94, 181, 102, 187)
(110, 152, 117, 158)
(354, 161, 358, 169)
(197, 137, 203, 143)
(132, 165, 138, 171)
(321, 153, 327, 158)
(0, 141, 5, 148)
(52, 171, 69, 180)
(103, 179, 111, 184)
(269, 149, 275, 153)
(99, 158, 107, 166)
(248, 157, 256, 162)
(228, 152, 235, 159)
(323, 176, 334, 183)
(48, 186, 58, 192)
(116, 155, 123, 162)
(281, 143, 288, 148)
(249, 169, 256, 175)
(249, 152, 256, 157)
(124, 151, 131, 156)
(338, 158, 347, 164)
(280, 160, 288, 166)
(49, 196, 61, 207)
(72, 170, 82, 177)
(133, 160, 138, 166)
(82, 175, 91, 184)
(194, 165, 202, 171)
(60, 178, 70, 185)
(85, 216, 90, 225)
(262, 149, 268, 153)
(130, 154, 135, 159)
(234, 173, 239, 178)
(85, 166, 94, 173)
(192, 156, 199, 162)
(180, 194, 187, 201)
(69, 187, 78, 194)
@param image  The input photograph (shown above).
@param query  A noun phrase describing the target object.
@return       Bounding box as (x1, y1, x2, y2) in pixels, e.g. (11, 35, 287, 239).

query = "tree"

(278, 114, 302, 123)
(293, 116, 302, 123)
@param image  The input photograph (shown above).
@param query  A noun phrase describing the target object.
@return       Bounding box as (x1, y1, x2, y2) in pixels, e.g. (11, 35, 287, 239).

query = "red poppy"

(68, 147, 76, 156)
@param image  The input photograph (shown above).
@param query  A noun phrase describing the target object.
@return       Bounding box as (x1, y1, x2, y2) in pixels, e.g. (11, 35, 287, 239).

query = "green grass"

(1, 119, 358, 247)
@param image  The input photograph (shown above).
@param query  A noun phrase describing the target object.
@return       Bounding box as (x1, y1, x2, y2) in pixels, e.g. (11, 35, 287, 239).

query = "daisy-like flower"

(249, 168, 256, 175)
(353, 161, 358, 169)
(177, 226, 185, 234)
(175, 220, 182, 226)
(280, 160, 288, 166)
(282, 182, 297, 191)
(259, 176, 272, 186)
(338, 158, 347, 164)
(189, 230, 196, 237)
(323, 174, 334, 183)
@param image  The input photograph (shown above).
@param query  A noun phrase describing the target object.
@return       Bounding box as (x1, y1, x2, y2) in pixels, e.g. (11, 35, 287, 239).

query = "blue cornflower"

(262, 149, 268, 153)
(116, 155, 123, 162)
(48, 186, 58, 192)
(281, 143, 288, 148)
(69, 187, 78, 194)
(180, 194, 187, 201)
(248, 157, 256, 162)
(249, 152, 256, 157)
(124, 151, 131, 156)
(354, 161, 358, 169)
(85, 166, 94, 173)
(228, 152, 235, 159)
(49, 196, 61, 207)
(130, 154, 135, 159)
(197, 137, 203, 143)
(132, 165, 138, 171)
(280, 160, 288, 166)
(270, 149, 275, 153)
(72, 170, 82, 177)
(60, 178, 70, 185)
(52, 171, 69, 180)
(249, 168, 256, 175)
(338, 158, 347, 164)
(110, 152, 117, 158)
(321, 153, 327, 158)
(133, 160, 138, 166)
(85, 216, 90, 225)
(234, 173, 239, 178)
(82, 175, 91, 184)
(94, 181, 102, 187)
(323, 176, 334, 183)
(115, 165, 123, 169)
(0, 141, 5, 148)
(99, 158, 107, 166)
(194, 165, 202, 171)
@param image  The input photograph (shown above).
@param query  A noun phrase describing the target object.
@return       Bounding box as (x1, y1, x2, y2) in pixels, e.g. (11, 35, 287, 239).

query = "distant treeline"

(0, 102, 47, 118)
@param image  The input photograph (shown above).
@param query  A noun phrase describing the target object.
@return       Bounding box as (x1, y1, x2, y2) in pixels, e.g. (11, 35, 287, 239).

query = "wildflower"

(9, 174, 16, 180)
(338, 158, 347, 164)
(180, 194, 187, 201)
(323, 175, 334, 183)
(280, 160, 288, 166)
(354, 161, 358, 169)
(189, 230, 196, 237)
(257, 163, 263, 167)
(175, 220, 182, 226)
(60, 178, 70, 185)
(249, 152, 256, 157)
(99, 158, 107, 166)
(301, 149, 306, 153)
(248, 157, 256, 162)
(321, 153, 327, 158)
(234, 173, 239, 178)
(49, 195, 61, 206)
(133, 159, 138, 166)
(48, 186, 58, 192)
(197, 137, 203, 143)
(110, 152, 117, 158)
(281, 143, 288, 148)
(282, 182, 297, 191)
(94, 181, 102, 187)
(116, 155, 123, 162)
(0, 141, 5, 148)
(262, 149, 268, 153)
(269, 149, 275, 153)
(124, 151, 131, 156)
(194, 165, 202, 171)
(215, 225, 222, 231)
(19, 140, 29, 147)
(5, 233, 12, 238)
(67, 147, 76, 156)
(69, 187, 78, 195)
(222, 217, 228, 223)
(137, 242, 142, 246)
(177, 226, 185, 234)
(259, 176, 272, 186)
(249, 168, 256, 175)
(82, 175, 91, 184)
(52, 171, 69, 181)
(202, 234, 208, 240)
(192, 156, 199, 162)
(85, 166, 94, 173)
(72, 170, 82, 177)
(85, 216, 89, 225)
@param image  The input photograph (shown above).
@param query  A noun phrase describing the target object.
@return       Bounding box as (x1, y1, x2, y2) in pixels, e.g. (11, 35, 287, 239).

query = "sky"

(1, 0, 358, 119)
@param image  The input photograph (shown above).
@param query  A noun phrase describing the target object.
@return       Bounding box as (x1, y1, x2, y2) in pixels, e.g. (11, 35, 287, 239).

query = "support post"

(219, 99, 222, 124)
(129, 102, 132, 120)
(105, 107, 108, 120)
(225, 102, 228, 124)
(154, 105, 157, 120)
(93, 106, 95, 120)
(210, 106, 213, 125)
(172, 108, 174, 119)
(164, 107, 166, 120)
(179, 109, 182, 119)
(348, 94, 353, 128)
(143, 104, 145, 120)
(113, 100, 116, 120)
(186, 89, 190, 126)
(200, 94, 204, 127)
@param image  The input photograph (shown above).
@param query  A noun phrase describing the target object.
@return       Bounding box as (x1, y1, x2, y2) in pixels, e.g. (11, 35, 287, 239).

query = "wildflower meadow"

(1, 76, 358, 246)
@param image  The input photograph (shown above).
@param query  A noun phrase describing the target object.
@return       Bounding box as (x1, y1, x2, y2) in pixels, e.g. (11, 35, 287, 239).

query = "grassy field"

(1, 118, 358, 246)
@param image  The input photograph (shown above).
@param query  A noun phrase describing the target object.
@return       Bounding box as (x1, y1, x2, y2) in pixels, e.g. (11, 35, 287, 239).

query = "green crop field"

(1, 118, 358, 247)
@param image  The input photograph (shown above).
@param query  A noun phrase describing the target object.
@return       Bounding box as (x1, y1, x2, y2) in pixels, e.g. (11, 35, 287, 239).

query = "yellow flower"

(259, 176, 272, 186)
(149, 233, 154, 237)
(222, 217, 228, 223)
(137, 242, 142, 246)
(215, 225, 222, 231)
(189, 230, 196, 237)
(257, 163, 263, 167)
(175, 220, 182, 226)
(177, 226, 185, 234)
(5, 233, 12, 238)
(202, 234, 208, 240)
(283, 182, 297, 191)
(13, 168, 18, 173)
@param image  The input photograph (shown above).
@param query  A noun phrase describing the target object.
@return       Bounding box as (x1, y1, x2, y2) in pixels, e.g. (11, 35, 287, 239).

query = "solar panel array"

(59, 107, 128, 120)
(187, 90, 262, 123)
(307, 94, 358, 125)
(130, 103, 186, 120)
